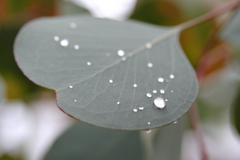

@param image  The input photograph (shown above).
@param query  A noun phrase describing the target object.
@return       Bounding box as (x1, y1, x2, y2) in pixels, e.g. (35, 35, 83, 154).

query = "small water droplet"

(147, 63, 153, 68)
(109, 79, 113, 83)
(173, 120, 177, 124)
(87, 62, 91, 66)
(171, 90, 173, 93)
(154, 97, 166, 109)
(117, 102, 120, 105)
(121, 57, 126, 61)
(146, 93, 152, 98)
(113, 84, 115, 86)
(133, 108, 138, 112)
(166, 79, 169, 82)
(74, 45, 79, 50)
(139, 106, 144, 111)
(70, 22, 77, 29)
(148, 122, 151, 125)
(74, 100, 77, 102)
(133, 84, 137, 88)
(145, 43, 152, 49)
(146, 129, 151, 133)
(54, 36, 59, 41)
(160, 89, 165, 94)
(118, 50, 125, 57)
(60, 39, 69, 47)
(158, 77, 164, 83)
(165, 99, 168, 101)
(69, 85, 73, 88)
(170, 74, 175, 79)
(153, 90, 157, 94)
(106, 53, 110, 57)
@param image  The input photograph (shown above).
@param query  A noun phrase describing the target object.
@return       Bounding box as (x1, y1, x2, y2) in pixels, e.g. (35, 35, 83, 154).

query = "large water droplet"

(139, 106, 144, 111)
(145, 43, 152, 49)
(153, 90, 157, 94)
(133, 108, 138, 112)
(87, 62, 91, 66)
(133, 84, 137, 88)
(118, 50, 125, 57)
(117, 102, 120, 105)
(170, 74, 175, 79)
(60, 39, 69, 47)
(146, 93, 152, 98)
(70, 22, 77, 29)
(74, 45, 79, 50)
(54, 36, 60, 41)
(147, 63, 153, 68)
(158, 77, 164, 83)
(69, 85, 73, 89)
(154, 97, 166, 109)
(160, 89, 165, 94)
(109, 79, 113, 83)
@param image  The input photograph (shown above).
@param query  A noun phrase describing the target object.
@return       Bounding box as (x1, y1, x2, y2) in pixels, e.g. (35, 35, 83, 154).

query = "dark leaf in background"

(14, 15, 198, 130)
(44, 122, 143, 160)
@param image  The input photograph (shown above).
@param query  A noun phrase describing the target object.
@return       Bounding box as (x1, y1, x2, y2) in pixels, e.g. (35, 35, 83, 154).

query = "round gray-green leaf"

(14, 15, 198, 130)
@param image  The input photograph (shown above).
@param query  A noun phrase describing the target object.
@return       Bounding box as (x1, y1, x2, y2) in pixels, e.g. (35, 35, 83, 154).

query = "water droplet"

(166, 79, 169, 82)
(145, 43, 152, 49)
(109, 79, 113, 83)
(133, 108, 138, 112)
(60, 39, 69, 47)
(133, 84, 137, 88)
(158, 77, 164, 83)
(160, 89, 165, 94)
(118, 50, 125, 57)
(87, 62, 91, 66)
(113, 84, 115, 86)
(147, 63, 153, 68)
(170, 74, 175, 79)
(74, 100, 77, 102)
(165, 99, 168, 101)
(106, 53, 110, 57)
(69, 85, 73, 89)
(139, 106, 144, 111)
(154, 97, 166, 109)
(70, 22, 77, 29)
(54, 36, 59, 41)
(117, 102, 120, 105)
(173, 120, 177, 124)
(171, 90, 173, 92)
(148, 122, 151, 125)
(146, 93, 152, 98)
(74, 45, 79, 50)
(121, 57, 126, 61)
(153, 90, 157, 94)
(146, 129, 151, 133)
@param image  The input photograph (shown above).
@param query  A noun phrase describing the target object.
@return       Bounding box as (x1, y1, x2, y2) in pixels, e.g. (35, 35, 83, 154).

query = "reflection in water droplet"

(74, 45, 79, 50)
(74, 100, 77, 102)
(133, 108, 138, 112)
(106, 53, 110, 57)
(146, 129, 151, 133)
(133, 84, 137, 88)
(118, 50, 125, 57)
(117, 102, 120, 105)
(165, 99, 168, 102)
(148, 122, 151, 125)
(153, 90, 157, 94)
(60, 39, 69, 47)
(69, 85, 73, 89)
(145, 43, 152, 49)
(170, 74, 175, 79)
(54, 36, 60, 41)
(154, 97, 166, 109)
(160, 89, 165, 94)
(121, 57, 126, 61)
(139, 106, 144, 111)
(173, 120, 177, 124)
(146, 93, 152, 98)
(147, 63, 153, 68)
(87, 62, 91, 66)
(70, 22, 77, 29)
(158, 77, 164, 83)
(109, 79, 113, 83)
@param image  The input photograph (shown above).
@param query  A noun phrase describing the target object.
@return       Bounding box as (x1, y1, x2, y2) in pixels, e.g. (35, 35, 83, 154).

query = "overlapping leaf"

(14, 15, 198, 130)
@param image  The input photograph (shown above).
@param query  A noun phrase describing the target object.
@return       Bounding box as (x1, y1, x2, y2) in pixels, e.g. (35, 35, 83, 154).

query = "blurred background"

(1, 0, 240, 160)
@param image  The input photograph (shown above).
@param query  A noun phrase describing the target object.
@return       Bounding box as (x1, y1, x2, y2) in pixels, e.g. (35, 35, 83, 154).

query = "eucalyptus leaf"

(44, 122, 143, 160)
(220, 6, 240, 47)
(14, 15, 198, 130)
